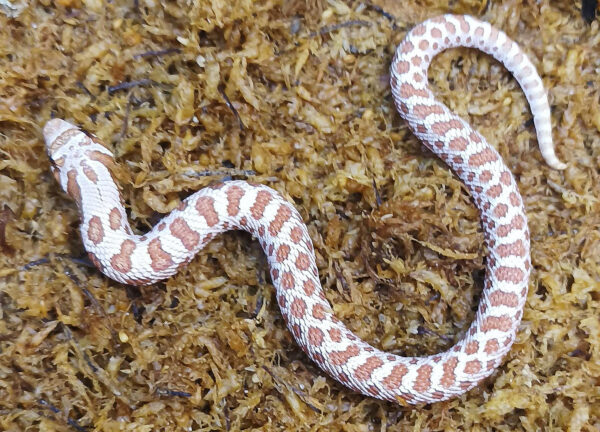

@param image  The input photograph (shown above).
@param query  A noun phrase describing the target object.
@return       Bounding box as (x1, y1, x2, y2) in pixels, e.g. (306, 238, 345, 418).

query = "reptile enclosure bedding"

(1, 0, 599, 430)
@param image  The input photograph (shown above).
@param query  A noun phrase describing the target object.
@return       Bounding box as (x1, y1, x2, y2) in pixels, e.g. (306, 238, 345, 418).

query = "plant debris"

(0, 0, 599, 430)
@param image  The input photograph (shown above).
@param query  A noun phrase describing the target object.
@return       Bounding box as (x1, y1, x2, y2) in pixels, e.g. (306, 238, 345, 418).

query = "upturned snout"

(43, 119, 79, 159)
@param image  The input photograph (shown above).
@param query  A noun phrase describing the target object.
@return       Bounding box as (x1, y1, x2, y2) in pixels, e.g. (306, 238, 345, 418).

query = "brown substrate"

(0, 0, 599, 430)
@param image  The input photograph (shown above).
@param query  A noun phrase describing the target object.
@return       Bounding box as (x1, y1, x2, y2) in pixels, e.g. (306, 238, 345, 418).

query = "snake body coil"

(44, 15, 563, 404)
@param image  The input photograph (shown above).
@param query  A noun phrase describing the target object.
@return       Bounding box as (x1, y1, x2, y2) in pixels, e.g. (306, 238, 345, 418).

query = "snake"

(43, 14, 564, 404)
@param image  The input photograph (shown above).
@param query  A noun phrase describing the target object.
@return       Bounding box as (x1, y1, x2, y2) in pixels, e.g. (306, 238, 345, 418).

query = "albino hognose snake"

(43, 15, 565, 404)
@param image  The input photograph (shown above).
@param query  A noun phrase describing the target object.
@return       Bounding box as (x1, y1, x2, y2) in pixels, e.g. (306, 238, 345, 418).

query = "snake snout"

(43, 119, 79, 160)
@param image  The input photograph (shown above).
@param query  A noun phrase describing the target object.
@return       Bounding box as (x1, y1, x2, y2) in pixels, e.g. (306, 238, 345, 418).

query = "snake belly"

(44, 14, 563, 404)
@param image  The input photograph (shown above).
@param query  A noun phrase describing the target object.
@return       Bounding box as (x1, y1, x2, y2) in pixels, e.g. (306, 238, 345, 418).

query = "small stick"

(372, 178, 382, 208)
(333, 261, 350, 295)
(108, 79, 153, 95)
(133, 48, 181, 59)
(38, 399, 87, 432)
(75, 81, 94, 98)
(418, 325, 453, 343)
(0, 205, 15, 255)
(309, 20, 371, 37)
(224, 403, 231, 431)
(21, 254, 95, 271)
(365, 2, 397, 27)
(252, 293, 264, 318)
(119, 94, 133, 140)
(218, 85, 245, 130)
(181, 168, 256, 178)
(81, 287, 107, 318)
(156, 388, 192, 398)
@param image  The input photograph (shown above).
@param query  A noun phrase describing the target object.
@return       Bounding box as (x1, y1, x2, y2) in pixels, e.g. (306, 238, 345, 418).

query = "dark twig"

(181, 168, 256, 178)
(81, 287, 108, 318)
(38, 399, 87, 432)
(156, 388, 192, 398)
(224, 403, 231, 431)
(417, 325, 453, 343)
(119, 94, 133, 140)
(365, 2, 396, 27)
(372, 178, 382, 208)
(61, 324, 99, 373)
(38, 399, 60, 414)
(108, 79, 153, 95)
(360, 238, 398, 290)
(21, 254, 95, 271)
(133, 47, 181, 59)
(333, 261, 350, 295)
(60, 269, 95, 312)
(309, 20, 371, 37)
(76, 81, 94, 98)
(69, 256, 96, 268)
(0, 205, 15, 255)
(218, 85, 245, 130)
(425, 292, 441, 306)
(253, 293, 264, 318)
(64, 267, 83, 286)
(21, 257, 51, 270)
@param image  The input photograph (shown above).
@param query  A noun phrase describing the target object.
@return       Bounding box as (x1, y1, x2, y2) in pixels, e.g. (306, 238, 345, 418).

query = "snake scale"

(43, 15, 564, 404)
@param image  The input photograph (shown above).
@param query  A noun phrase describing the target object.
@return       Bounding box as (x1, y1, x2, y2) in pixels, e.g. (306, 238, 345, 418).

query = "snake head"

(43, 119, 83, 184)
(43, 119, 82, 164)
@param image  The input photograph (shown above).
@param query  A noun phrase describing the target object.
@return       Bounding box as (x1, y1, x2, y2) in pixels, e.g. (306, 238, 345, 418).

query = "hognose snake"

(43, 15, 565, 404)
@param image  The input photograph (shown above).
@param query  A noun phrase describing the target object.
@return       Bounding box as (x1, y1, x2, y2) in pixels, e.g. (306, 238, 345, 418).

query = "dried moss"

(1, 0, 599, 430)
